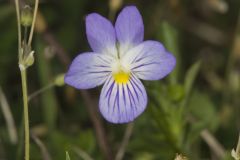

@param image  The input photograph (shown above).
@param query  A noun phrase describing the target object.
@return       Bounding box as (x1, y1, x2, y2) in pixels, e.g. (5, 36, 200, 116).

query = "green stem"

(28, 83, 54, 102)
(15, 0, 30, 159)
(27, 0, 39, 46)
(20, 69, 30, 160)
(14, 0, 21, 59)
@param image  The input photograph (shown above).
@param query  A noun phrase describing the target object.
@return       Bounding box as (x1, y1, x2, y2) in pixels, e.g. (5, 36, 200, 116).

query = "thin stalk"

(28, 83, 54, 102)
(20, 69, 30, 160)
(27, 0, 39, 46)
(200, 129, 225, 159)
(115, 123, 134, 160)
(0, 87, 18, 144)
(14, 0, 21, 58)
(31, 133, 52, 160)
(73, 146, 94, 160)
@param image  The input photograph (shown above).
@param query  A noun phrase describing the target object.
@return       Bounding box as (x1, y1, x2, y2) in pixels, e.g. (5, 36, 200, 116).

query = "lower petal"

(99, 75, 147, 123)
(65, 52, 113, 89)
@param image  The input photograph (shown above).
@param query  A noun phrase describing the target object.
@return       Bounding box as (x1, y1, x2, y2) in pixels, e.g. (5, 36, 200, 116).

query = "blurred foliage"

(0, 0, 240, 160)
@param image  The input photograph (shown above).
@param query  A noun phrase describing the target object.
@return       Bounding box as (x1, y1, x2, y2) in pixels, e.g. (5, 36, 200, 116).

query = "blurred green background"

(0, 0, 240, 159)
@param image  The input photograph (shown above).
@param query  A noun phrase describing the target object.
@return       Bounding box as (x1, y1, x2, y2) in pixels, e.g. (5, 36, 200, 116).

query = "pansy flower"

(65, 6, 176, 123)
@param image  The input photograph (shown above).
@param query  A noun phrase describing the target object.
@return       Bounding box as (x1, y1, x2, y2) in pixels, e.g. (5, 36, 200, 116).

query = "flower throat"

(113, 71, 130, 84)
(113, 43, 130, 84)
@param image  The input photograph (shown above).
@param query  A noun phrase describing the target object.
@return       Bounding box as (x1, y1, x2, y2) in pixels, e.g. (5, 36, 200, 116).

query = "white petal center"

(111, 58, 131, 84)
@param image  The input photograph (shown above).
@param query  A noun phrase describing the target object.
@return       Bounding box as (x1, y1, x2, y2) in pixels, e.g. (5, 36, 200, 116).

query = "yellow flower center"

(113, 71, 130, 84)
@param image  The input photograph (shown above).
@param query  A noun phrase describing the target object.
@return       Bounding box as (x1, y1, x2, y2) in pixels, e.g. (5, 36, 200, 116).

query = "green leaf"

(186, 90, 218, 146)
(158, 21, 181, 84)
(184, 61, 201, 98)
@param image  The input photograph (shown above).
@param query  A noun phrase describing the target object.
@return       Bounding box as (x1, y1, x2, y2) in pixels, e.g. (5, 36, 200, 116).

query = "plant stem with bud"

(15, 0, 39, 159)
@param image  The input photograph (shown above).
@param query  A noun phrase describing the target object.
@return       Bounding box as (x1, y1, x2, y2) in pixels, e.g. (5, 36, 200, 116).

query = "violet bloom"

(65, 6, 176, 123)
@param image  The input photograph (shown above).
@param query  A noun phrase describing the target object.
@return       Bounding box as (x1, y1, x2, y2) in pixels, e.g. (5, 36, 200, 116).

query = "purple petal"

(115, 6, 144, 57)
(99, 75, 147, 123)
(86, 13, 117, 56)
(65, 52, 113, 89)
(122, 40, 176, 80)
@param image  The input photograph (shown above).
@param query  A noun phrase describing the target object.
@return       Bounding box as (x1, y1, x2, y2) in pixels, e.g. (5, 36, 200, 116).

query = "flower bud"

(109, 0, 122, 12)
(20, 5, 33, 27)
(54, 74, 65, 87)
(175, 154, 188, 160)
(18, 43, 35, 69)
(25, 51, 35, 67)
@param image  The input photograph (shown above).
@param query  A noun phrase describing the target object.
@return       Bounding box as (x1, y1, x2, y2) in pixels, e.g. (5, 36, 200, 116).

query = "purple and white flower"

(65, 6, 176, 123)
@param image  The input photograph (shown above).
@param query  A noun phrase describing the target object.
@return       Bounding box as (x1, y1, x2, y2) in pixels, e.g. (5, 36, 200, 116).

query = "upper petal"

(99, 75, 147, 123)
(115, 6, 144, 57)
(65, 52, 113, 89)
(86, 13, 117, 56)
(122, 40, 176, 80)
